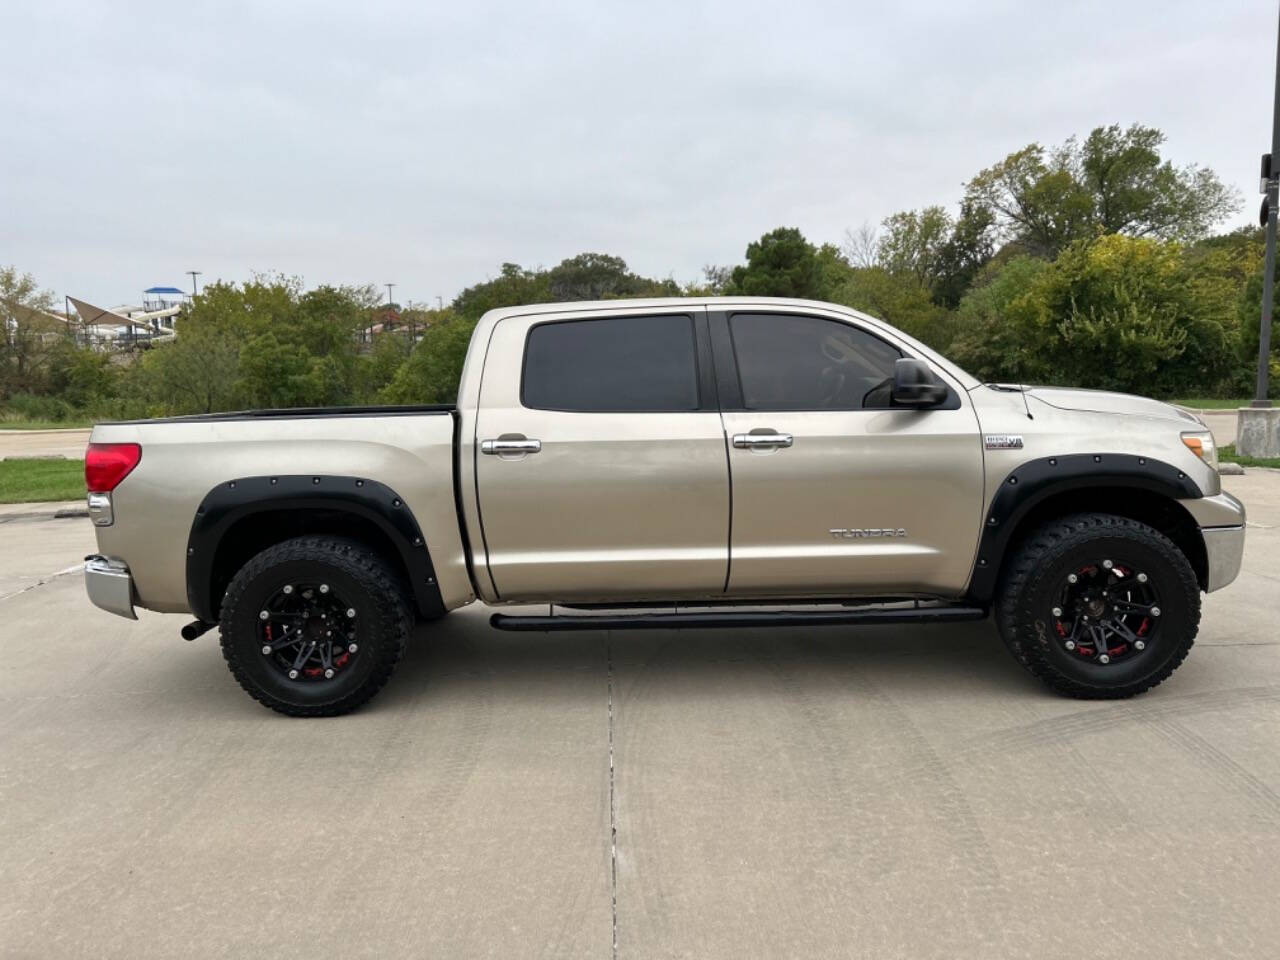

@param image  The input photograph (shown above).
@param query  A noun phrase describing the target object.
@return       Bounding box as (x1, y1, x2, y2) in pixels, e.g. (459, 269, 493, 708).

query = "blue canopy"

(144, 286, 185, 295)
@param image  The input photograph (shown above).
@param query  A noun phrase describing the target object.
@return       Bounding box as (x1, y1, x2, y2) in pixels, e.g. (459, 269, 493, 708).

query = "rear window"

(522, 314, 699, 412)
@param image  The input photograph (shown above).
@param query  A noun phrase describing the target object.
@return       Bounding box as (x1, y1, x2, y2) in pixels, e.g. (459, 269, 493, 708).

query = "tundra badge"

(829, 528, 908, 539)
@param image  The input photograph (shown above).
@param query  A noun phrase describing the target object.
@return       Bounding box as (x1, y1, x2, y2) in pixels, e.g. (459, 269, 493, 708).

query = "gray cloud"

(0, 0, 1271, 306)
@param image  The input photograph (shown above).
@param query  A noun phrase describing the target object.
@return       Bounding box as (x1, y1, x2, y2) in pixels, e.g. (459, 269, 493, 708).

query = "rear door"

(473, 306, 730, 602)
(713, 307, 984, 597)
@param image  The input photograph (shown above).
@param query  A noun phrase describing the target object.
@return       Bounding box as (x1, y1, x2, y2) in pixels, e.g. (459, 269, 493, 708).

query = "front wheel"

(219, 536, 412, 716)
(995, 513, 1200, 699)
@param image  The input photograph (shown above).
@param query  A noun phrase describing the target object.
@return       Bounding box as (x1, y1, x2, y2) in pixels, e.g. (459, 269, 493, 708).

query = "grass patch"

(0, 458, 86, 503)
(1219, 444, 1280, 469)
(1172, 398, 1251, 410)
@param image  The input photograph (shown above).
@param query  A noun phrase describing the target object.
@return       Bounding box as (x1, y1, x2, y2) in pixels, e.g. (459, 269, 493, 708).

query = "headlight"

(1181, 431, 1218, 471)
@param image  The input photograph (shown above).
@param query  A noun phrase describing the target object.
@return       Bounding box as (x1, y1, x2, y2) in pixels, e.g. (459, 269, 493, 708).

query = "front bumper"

(1186, 490, 1246, 593)
(1202, 525, 1245, 593)
(84, 555, 137, 619)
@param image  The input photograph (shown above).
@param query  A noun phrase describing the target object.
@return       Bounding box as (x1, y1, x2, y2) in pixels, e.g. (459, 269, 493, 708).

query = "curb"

(1218, 462, 1246, 476)
(0, 505, 88, 523)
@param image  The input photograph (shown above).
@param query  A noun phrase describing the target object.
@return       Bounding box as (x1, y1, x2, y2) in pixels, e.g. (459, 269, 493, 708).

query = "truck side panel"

(90, 414, 475, 614)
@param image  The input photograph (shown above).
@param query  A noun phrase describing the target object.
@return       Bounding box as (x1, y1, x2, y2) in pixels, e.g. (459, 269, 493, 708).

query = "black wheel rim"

(257, 581, 360, 682)
(1050, 558, 1161, 666)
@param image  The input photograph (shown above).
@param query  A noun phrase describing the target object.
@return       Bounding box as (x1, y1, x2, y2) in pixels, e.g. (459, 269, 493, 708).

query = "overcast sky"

(1, 0, 1274, 307)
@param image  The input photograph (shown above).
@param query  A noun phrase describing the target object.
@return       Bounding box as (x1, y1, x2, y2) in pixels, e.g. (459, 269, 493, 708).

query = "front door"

(474, 307, 730, 602)
(714, 309, 984, 598)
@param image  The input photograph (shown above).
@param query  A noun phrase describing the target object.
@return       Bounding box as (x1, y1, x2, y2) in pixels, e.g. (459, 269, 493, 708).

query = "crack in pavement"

(0, 564, 81, 603)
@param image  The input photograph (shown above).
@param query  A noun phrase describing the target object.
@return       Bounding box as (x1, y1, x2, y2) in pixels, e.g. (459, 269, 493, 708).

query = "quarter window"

(729, 313, 902, 410)
(522, 314, 699, 412)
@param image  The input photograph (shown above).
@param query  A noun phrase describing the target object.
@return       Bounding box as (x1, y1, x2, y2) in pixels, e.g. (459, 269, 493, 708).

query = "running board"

(489, 604, 987, 632)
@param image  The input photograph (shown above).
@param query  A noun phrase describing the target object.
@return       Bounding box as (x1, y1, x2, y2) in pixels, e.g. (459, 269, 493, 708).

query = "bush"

(949, 236, 1234, 396)
(3, 393, 78, 422)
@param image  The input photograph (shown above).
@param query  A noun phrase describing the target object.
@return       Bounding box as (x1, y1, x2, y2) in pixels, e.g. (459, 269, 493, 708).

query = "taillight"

(85, 443, 142, 492)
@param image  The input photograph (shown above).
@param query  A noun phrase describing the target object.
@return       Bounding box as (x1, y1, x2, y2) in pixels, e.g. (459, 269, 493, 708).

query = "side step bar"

(490, 605, 987, 632)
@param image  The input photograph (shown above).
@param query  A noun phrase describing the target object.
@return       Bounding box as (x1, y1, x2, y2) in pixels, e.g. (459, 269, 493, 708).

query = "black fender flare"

(965, 453, 1203, 603)
(186, 475, 445, 622)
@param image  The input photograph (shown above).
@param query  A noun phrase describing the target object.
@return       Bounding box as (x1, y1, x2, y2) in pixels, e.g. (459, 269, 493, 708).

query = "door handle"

(732, 432, 793, 449)
(481, 439, 542, 455)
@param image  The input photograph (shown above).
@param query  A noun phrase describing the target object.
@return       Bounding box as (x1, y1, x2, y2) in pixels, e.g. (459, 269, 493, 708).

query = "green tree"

(965, 124, 1239, 258)
(949, 256, 1051, 381)
(0, 266, 64, 398)
(729, 228, 825, 299)
(45, 340, 119, 410)
(1236, 266, 1280, 399)
(547, 253, 639, 300)
(951, 235, 1234, 396)
(932, 200, 997, 307)
(453, 263, 552, 320)
(876, 206, 954, 290)
(139, 326, 242, 414)
(380, 310, 476, 404)
(829, 267, 956, 351)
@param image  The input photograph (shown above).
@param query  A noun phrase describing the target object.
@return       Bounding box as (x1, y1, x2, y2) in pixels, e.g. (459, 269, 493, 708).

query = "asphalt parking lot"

(2, 472, 1278, 959)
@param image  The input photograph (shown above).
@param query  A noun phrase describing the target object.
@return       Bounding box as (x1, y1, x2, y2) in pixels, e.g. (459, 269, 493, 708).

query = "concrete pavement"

(0, 428, 91, 460)
(1, 473, 1278, 958)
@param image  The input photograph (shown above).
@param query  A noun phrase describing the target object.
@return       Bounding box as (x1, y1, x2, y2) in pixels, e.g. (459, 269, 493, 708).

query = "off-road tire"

(219, 536, 412, 716)
(995, 513, 1200, 699)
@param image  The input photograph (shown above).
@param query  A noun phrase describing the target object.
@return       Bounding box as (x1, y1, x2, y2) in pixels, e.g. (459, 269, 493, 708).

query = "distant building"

(69, 285, 188, 349)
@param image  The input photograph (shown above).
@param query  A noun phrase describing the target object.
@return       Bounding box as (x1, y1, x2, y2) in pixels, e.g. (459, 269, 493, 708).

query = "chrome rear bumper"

(84, 555, 137, 619)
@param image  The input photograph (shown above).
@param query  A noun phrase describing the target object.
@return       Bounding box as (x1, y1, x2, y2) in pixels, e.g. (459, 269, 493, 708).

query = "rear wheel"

(995, 513, 1200, 699)
(219, 536, 412, 716)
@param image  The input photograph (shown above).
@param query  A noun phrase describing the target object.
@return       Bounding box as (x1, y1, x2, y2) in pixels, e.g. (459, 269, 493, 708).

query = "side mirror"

(891, 358, 948, 408)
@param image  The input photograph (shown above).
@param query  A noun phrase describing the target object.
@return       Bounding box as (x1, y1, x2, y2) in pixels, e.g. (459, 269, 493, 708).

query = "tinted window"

(729, 313, 902, 410)
(523, 314, 699, 412)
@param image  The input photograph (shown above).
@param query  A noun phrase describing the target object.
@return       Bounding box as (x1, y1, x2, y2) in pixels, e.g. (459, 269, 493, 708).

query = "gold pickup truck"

(82, 297, 1245, 715)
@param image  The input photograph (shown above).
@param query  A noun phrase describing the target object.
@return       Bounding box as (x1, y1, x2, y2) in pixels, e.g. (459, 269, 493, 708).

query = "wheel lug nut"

(320, 584, 329, 594)
(1065, 640, 1076, 651)
(1151, 606, 1161, 617)
(1068, 574, 1078, 584)
(283, 585, 293, 594)
(1052, 607, 1063, 617)
(1134, 640, 1146, 650)
(261, 645, 271, 654)
(346, 608, 356, 618)
(1099, 654, 1110, 664)
(348, 643, 358, 653)
(288, 669, 299, 679)
(324, 668, 335, 679)
(1137, 573, 1148, 583)
(259, 610, 269, 620)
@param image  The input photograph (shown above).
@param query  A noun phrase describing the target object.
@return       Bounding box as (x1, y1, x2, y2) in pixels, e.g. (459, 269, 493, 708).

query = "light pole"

(1239, 6, 1280, 456)
(1254, 5, 1280, 409)
(187, 271, 201, 297)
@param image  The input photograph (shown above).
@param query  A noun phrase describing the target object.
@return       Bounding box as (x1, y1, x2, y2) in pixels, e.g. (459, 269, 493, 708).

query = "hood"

(1025, 386, 1201, 425)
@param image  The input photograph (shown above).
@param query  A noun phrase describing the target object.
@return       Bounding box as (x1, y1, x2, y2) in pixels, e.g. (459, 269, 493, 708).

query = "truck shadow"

(374, 609, 1038, 712)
